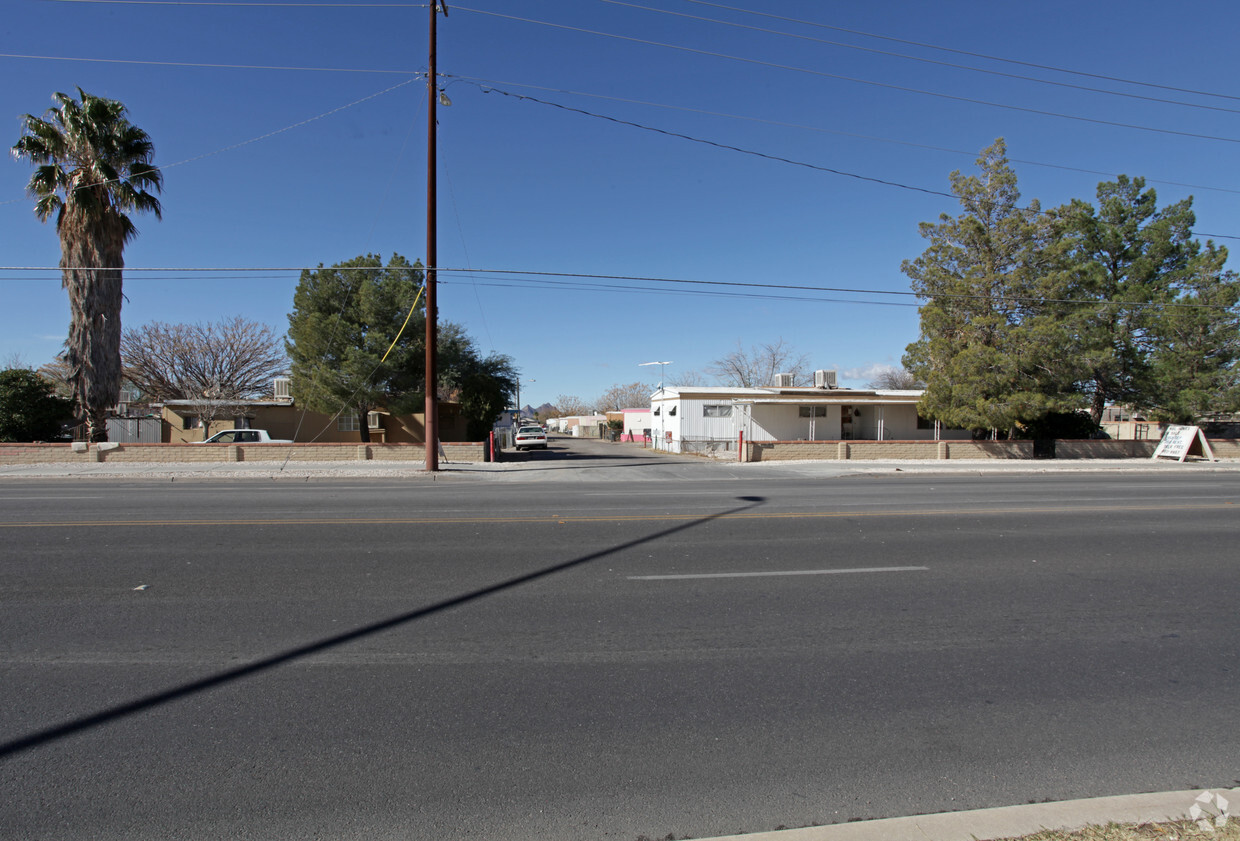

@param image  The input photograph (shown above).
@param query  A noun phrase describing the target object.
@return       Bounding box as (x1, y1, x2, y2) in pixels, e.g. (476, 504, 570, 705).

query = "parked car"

(196, 429, 292, 444)
(514, 425, 548, 451)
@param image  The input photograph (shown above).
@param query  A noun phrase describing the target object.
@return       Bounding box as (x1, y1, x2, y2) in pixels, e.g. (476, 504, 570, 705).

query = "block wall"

(0, 442, 487, 464)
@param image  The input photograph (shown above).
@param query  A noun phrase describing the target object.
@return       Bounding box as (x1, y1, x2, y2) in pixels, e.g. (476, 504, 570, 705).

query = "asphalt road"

(1, 438, 1238, 840)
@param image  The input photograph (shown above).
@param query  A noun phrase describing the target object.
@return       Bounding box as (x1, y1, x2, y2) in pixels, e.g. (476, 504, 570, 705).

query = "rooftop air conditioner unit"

(773, 373, 794, 387)
(273, 377, 292, 399)
(814, 369, 837, 389)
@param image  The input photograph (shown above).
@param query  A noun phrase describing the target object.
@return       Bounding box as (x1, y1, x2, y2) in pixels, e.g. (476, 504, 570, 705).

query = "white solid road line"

(627, 566, 929, 580)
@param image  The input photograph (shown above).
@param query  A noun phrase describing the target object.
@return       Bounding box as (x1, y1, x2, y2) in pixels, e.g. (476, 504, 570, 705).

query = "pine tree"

(902, 139, 1079, 435)
(286, 254, 424, 443)
(1143, 241, 1240, 422)
(1057, 176, 1196, 423)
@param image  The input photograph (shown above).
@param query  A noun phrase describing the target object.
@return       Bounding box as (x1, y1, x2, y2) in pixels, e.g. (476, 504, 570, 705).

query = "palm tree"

(12, 88, 162, 442)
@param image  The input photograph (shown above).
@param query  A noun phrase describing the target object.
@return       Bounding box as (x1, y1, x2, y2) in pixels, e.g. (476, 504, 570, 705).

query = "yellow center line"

(0, 502, 1235, 528)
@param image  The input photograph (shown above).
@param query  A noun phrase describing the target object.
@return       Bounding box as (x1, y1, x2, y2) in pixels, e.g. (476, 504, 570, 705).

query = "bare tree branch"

(553, 394, 592, 417)
(867, 367, 923, 389)
(707, 339, 811, 388)
(595, 381, 654, 411)
(122, 317, 288, 403)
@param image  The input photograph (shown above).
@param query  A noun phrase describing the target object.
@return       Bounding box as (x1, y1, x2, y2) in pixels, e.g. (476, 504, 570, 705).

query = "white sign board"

(1151, 425, 1215, 462)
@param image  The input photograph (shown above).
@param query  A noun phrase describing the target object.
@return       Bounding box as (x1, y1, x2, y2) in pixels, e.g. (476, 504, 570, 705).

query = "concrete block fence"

(0, 442, 488, 464)
(739, 438, 1236, 462)
(2, 438, 1234, 466)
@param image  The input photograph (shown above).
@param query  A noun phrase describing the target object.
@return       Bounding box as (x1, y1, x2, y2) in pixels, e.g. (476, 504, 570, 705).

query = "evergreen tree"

(902, 139, 1079, 435)
(1143, 241, 1240, 422)
(286, 254, 424, 443)
(436, 323, 518, 440)
(0, 368, 76, 442)
(1057, 176, 1197, 423)
(286, 253, 518, 442)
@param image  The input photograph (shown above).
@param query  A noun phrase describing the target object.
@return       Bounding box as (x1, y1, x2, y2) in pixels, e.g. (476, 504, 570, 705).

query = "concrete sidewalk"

(699, 788, 1235, 841)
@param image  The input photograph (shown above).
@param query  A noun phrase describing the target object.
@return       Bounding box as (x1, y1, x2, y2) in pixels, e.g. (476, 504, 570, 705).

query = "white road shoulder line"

(628, 566, 929, 580)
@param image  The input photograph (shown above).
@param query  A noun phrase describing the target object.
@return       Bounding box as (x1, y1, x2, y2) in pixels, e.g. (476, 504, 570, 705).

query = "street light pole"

(639, 361, 672, 450)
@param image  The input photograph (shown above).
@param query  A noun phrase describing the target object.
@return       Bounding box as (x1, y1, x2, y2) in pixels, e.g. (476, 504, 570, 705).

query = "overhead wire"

(446, 74, 1240, 197)
(45, 0, 1240, 106)
(0, 51, 420, 74)
(1, 78, 421, 207)
(433, 267, 1240, 311)
(678, 0, 1240, 103)
(600, 0, 1240, 117)
(46, 1, 427, 6)
(451, 6, 1240, 145)
(7, 2, 1235, 320)
(2, 265, 1234, 311)
(9, 8, 1237, 201)
(469, 82, 954, 199)
(458, 79, 1240, 239)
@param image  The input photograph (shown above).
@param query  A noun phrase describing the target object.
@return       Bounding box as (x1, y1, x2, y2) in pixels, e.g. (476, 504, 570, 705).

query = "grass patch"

(998, 818, 1240, 840)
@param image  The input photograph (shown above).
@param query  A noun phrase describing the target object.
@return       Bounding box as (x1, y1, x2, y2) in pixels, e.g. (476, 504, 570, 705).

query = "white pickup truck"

(196, 429, 292, 444)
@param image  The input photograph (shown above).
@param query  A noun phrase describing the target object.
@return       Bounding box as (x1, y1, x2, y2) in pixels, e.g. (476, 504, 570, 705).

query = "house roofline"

(734, 396, 922, 406)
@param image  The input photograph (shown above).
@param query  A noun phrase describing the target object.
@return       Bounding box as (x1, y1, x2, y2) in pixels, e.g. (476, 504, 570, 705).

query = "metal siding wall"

(681, 398, 738, 440)
(105, 418, 162, 443)
(679, 398, 705, 439)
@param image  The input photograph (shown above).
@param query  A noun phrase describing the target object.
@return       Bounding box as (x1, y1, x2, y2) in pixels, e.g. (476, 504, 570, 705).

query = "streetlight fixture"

(639, 361, 672, 450)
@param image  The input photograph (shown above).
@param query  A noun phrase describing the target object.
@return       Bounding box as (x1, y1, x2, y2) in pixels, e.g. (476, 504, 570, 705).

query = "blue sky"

(3, 0, 1238, 410)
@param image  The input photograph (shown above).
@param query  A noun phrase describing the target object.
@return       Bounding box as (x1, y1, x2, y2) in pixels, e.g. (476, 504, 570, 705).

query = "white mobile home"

(651, 384, 969, 454)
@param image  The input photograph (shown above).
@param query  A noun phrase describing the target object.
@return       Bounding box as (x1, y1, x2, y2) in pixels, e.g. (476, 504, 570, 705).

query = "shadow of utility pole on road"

(0, 496, 767, 759)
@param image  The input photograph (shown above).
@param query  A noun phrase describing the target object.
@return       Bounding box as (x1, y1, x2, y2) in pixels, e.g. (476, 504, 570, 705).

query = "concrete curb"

(697, 789, 1234, 841)
(0, 457, 1237, 480)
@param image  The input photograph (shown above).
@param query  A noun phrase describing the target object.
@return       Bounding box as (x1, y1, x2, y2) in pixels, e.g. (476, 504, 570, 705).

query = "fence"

(105, 417, 162, 444)
(680, 437, 736, 458)
(0, 442, 488, 464)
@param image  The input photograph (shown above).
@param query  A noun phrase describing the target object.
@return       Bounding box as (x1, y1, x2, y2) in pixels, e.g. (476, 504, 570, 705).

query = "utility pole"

(425, 1, 447, 471)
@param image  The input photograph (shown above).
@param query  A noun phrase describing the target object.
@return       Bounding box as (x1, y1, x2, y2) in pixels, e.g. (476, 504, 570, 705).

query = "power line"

(447, 74, 1240, 197)
(678, 0, 1240, 104)
(46, 1, 426, 6)
(463, 79, 1240, 235)
(41, 0, 1240, 109)
(440, 274, 918, 309)
(436, 268, 1239, 311)
(3, 265, 1233, 310)
(0, 51, 420, 74)
(470, 82, 954, 199)
(11, 72, 1238, 238)
(600, 0, 1240, 117)
(453, 6, 1240, 146)
(2, 79, 419, 207)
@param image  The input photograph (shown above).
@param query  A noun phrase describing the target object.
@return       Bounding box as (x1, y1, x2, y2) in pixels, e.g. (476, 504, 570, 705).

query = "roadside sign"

(1151, 425, 1216, 462)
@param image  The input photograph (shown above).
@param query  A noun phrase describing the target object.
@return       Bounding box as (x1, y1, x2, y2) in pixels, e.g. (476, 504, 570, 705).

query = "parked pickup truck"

(196, 429, 292, 444)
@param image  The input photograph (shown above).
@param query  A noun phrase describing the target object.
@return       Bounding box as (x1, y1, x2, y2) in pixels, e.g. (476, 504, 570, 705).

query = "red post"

(738, 430, 744, 462)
